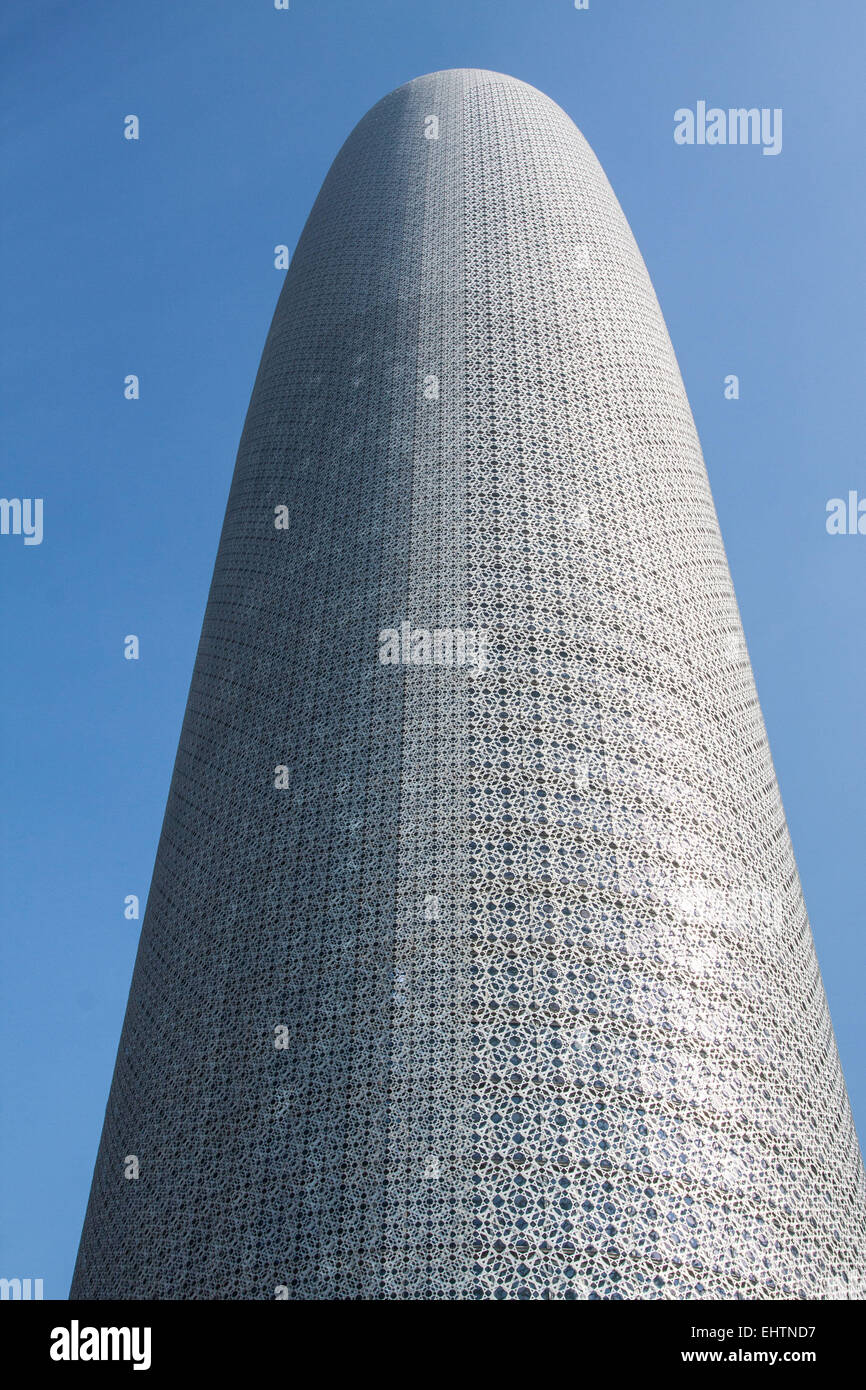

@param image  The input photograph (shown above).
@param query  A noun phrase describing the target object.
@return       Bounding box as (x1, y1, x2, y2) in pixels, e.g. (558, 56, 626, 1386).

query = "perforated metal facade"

(71, 69, 866, 1301)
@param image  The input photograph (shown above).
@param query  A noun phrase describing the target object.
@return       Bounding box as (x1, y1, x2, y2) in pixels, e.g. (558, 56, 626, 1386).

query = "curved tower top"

(72, 68, 866, 1301)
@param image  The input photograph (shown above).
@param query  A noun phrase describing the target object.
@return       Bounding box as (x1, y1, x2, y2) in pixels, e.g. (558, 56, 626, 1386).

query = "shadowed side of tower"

(71, 69, 866, 1301)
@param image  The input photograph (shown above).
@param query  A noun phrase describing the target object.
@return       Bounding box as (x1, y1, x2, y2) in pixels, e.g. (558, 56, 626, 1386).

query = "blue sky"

(2, 0, 864, 1297)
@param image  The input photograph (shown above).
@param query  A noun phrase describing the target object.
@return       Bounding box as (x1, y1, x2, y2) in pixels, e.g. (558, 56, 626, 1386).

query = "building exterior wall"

(71, 69, 866, 1301)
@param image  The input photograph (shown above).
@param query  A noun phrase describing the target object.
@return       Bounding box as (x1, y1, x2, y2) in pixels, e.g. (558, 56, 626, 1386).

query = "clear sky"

(2, 0, 864, 1297)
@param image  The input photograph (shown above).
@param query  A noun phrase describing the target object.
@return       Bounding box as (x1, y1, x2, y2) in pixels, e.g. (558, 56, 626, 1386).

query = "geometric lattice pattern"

(71, 69, 866, 1300)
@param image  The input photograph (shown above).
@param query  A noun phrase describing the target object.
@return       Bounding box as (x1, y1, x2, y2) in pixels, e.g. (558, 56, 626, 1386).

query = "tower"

(71, 69, 866, 1300)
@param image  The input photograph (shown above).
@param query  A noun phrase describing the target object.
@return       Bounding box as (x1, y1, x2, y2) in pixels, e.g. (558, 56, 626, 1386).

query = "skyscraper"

(71, 69, 866, 1301)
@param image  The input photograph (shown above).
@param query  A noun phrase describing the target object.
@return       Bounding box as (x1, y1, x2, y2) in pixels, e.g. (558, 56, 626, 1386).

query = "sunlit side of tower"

(71, 69, 866, 1301)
